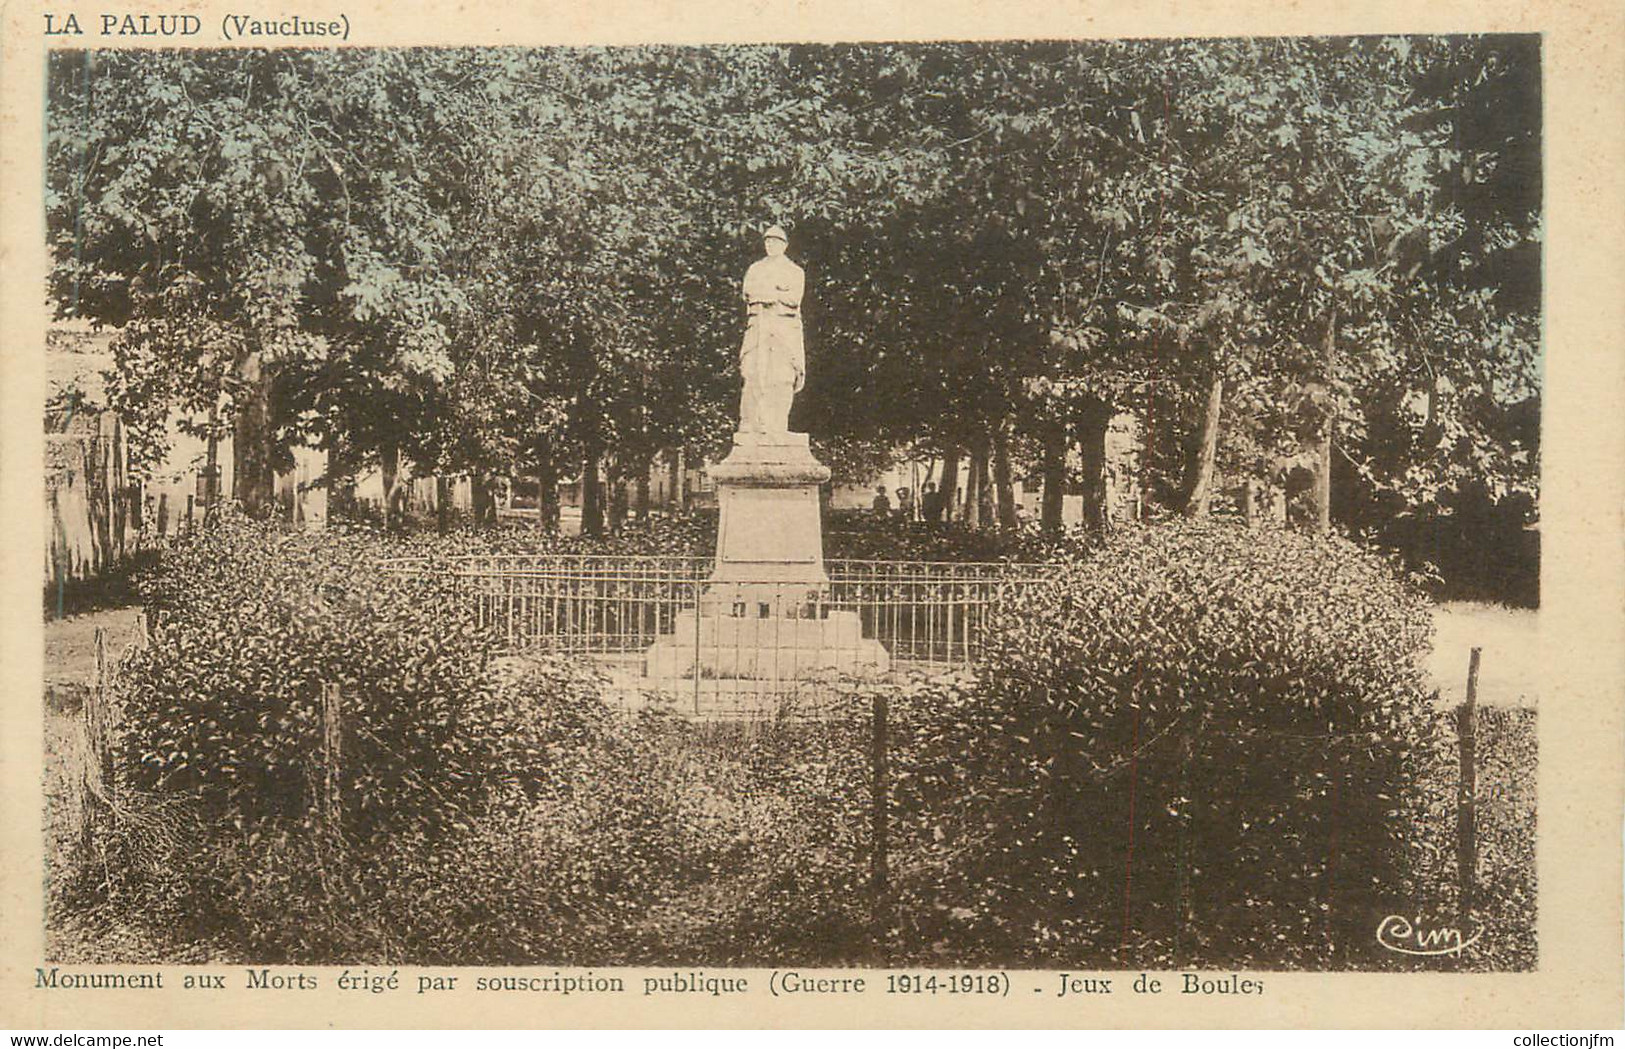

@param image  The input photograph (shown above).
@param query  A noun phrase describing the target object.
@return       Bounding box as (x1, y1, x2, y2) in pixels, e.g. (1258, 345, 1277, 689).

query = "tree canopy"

(46, 37, 1540, 536)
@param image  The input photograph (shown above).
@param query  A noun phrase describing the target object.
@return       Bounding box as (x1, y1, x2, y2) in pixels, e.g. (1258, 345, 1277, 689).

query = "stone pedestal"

(709, 431, 830, 588)
(643, 431, 889, 686)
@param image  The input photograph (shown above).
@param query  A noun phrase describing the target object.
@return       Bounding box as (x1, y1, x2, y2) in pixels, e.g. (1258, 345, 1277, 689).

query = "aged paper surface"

(1, 0, 1621, 1030)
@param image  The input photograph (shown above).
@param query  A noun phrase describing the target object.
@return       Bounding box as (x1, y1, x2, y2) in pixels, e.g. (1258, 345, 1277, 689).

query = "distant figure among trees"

(871, 486, 892, 515)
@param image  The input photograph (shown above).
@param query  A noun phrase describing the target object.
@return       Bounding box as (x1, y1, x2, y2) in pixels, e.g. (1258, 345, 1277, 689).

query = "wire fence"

(383, 554, 1057, 717)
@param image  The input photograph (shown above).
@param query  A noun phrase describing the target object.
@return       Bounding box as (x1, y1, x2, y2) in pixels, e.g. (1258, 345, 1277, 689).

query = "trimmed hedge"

(71, 514, 615, 961)
(121, 515, 586, 837)
(885, 520, 1440, 967)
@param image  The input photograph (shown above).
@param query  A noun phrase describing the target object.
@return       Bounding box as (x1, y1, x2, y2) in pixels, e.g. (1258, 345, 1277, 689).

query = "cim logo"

(1375, 913, 1484, 957)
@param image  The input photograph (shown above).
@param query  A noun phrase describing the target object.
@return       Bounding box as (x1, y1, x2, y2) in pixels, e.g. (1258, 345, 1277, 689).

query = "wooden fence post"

(871, 691, 891, 953)
(1457, 647, 1481, 918)
(321, 683, 343, 836)
(80, 627, 116, 850)
(97, 627, 114, 804)
(1174, 718, 1197, 952)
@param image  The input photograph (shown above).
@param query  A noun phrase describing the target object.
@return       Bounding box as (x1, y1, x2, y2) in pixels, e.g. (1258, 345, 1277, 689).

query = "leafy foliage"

(884, 520, 1441, 966)
(48, 40, 1539, 556)
(345, 506, 1066, 564)
(823, 510, 1063, 563)
(120, 513, 583, 836)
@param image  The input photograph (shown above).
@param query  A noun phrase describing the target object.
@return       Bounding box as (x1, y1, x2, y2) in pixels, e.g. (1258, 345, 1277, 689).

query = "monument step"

(645, 634, 890, 681)
(671, 608, 865, 647)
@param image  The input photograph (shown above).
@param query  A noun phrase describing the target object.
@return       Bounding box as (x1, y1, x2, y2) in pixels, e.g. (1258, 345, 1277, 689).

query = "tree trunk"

(380, 443, 402, 532)
(1314, 426, 1333, 533)
(1314, 314, 1337, 533)
(536, 455, 559, 534)
(331, 475, 356, 521)
(202, 401, 221, 526)
(86, 423, 111, 573)
(936, 444, 961, 526)
(435, 475, 452, 534)
(582, 454, 604, 536)
(964, 442, 987, 528)
(231, 347, 276, 519)
(993, 425, 1018, 530)
(326, 430, 356, 521)
(1040, 421, 1066, 536)
(636, 460, 651, 521)
(975, 440, 996, 530)
(608, 466, 629, 533)
(668, 450, 682, 512)
(471, 473, 494, 526)
(1074, 399, 1112, 536)
(1184, 370, 1224, 518)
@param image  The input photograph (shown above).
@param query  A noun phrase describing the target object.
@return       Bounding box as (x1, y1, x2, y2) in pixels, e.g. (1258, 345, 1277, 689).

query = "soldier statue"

(737, 225, 805, 434)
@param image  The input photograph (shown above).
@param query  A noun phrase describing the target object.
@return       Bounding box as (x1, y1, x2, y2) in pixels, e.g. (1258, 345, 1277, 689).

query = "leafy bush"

(384, 511, 717, 561)
(45, 548, 161, 620)
(1461, 705, 1537, 968)
(120, 513, 582, 838)
(368, 505, 1067, 566)
(823, 510, 1065, 563)
(884, 520, 1439, 967)
(89, 513, 876, 963)
(615, 712, 874, 964)
(61, 513, 621, 960)
(293, 709, 875, 965)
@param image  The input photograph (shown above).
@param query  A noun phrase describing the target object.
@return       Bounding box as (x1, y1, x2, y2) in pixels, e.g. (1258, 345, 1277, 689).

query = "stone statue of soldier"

(737, 225, 805, 434)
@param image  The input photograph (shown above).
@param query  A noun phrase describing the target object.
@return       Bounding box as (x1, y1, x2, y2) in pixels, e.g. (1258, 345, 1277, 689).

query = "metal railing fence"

(386, 554, 1054, 660)
(382, 554, 1057, 715)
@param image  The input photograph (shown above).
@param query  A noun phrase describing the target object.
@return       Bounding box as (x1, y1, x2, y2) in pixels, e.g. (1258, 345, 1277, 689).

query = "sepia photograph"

(33, 36, 1548, 980)
(3, 3, 1615, 1033)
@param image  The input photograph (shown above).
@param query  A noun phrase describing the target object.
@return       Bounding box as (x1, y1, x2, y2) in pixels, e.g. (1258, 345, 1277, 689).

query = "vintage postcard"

(1, 0, 1621, 1031)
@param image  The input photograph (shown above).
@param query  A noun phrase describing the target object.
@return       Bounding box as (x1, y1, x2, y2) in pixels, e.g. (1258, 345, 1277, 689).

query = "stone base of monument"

(640, 430, 891, 699)
(644, 607, 891, 682)
(708, 431, 830, 587)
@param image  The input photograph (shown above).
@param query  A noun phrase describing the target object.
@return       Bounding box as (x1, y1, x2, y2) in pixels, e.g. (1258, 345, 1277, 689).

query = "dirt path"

(45, 605, 144, 691)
